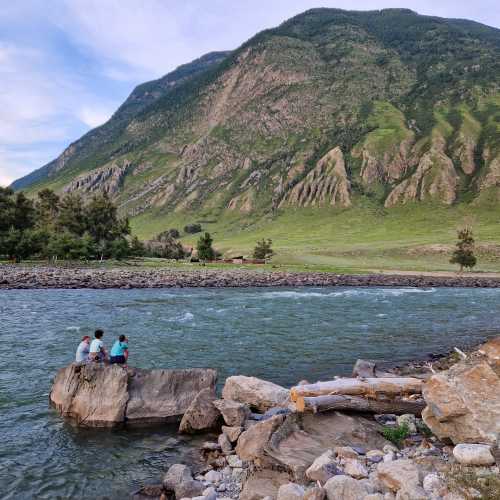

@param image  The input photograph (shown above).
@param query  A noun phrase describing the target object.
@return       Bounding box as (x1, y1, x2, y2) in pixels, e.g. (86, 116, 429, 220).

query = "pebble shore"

(2, 265, 500, 289)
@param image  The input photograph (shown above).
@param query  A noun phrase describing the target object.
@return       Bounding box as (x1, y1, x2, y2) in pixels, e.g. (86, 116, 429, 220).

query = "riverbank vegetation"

(0, 187, 132, 262)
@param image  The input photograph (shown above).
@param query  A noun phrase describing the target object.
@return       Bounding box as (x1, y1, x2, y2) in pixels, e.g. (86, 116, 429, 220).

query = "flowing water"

(1, 286, 500, 499)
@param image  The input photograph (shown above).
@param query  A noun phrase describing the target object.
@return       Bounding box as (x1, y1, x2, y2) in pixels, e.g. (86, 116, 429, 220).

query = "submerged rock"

(50, 363, 217, 427)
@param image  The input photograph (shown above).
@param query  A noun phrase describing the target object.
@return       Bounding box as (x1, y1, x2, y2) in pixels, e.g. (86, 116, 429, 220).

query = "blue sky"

(0, 0, 498, 186)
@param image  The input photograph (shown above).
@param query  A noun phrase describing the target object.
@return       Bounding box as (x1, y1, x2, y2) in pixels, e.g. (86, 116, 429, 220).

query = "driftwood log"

(295, 394, 426, 415)
(290, 377, 423, 402)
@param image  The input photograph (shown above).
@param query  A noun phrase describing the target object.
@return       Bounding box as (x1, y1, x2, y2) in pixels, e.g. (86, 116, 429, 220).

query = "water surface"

(1, 286, 499, 499)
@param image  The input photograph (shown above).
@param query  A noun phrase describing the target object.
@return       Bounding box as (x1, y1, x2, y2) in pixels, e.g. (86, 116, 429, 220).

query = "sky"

(0, 0, 498, 187)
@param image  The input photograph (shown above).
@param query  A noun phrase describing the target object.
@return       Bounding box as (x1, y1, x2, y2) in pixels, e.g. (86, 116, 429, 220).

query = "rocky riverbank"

(2, 265, 500, 289)
(49, 337, 500, 500)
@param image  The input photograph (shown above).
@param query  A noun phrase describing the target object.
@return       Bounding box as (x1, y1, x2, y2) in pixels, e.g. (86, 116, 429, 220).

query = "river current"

(1, 286, 500, 499)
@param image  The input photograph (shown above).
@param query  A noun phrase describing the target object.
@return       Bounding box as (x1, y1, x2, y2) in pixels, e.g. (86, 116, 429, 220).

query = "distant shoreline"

(2, 265, 500, 289)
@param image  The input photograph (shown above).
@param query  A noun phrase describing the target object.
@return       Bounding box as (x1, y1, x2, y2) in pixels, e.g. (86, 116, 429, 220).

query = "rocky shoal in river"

(2, 265, 500, 289)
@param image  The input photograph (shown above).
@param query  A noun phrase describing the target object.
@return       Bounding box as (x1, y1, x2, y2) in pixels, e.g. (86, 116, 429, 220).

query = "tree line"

(0, 187, 135, 262)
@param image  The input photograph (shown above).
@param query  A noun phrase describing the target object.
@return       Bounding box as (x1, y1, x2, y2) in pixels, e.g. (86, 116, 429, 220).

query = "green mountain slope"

(11, 8, 500, 265)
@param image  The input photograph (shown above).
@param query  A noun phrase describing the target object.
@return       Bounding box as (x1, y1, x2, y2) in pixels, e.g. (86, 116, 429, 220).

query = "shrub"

(382, 424, 410, 447)
(253, 238, 274, 260)
(184, 223, 202, 234)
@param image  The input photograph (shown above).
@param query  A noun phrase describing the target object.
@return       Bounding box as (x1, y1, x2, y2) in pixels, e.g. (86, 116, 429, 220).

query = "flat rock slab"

(50, 363, 217, 427)
(264, 412, 389, 481)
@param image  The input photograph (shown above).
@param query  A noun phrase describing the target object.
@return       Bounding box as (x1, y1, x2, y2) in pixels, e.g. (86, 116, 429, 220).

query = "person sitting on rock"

(89, 329, 108, 362)
(109, 335, 129, 366)
(75, 335, 91, 363)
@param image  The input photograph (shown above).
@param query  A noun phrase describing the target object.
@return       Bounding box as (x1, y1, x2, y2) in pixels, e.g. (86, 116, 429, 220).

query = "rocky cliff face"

(11, 9, 500, 226)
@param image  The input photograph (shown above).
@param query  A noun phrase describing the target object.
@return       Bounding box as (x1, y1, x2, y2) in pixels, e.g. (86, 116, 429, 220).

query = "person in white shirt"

(75, 335, 91, 363)
(89, 329, 108, 362)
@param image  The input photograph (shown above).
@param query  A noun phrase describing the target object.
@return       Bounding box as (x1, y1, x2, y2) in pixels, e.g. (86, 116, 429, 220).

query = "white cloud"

(77, 106, 114, 128)
(1, 0, 498, 187)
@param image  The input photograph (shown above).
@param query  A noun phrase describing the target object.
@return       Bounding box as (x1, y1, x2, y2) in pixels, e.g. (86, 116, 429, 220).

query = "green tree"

(253, 238, 274, 260)
(36, 189, 60, 228)
(46, 232, 95, 261)
(197, 232, 215, 261)
(129, 236, 145, 257)
(57, 194, 87, 236)
(0, 187, 15, 232)
(12, 192, 35, 231)
(0, 227, 43, 262)
(85, 193, 130, 259)
(450, 228, 477, 272)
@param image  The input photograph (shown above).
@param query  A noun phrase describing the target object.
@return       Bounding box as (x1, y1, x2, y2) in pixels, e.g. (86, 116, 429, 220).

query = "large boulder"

(236, 414, 286, 462)
(179, 387, 220, 433)
(50, 363, 217, 427)
(50, 363, 129, 427)
(422, 337, 500, 445)
(222, 376, 289, 412)
(126, 367, 217, 424)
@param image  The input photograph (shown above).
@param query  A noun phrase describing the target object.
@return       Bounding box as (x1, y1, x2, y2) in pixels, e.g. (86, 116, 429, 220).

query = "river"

(1, 286, 500, 499)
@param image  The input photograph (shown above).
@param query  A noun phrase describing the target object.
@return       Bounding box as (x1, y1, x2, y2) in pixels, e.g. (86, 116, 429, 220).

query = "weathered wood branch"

(290, 377, 423, 402)
(296, 394, 425, 415)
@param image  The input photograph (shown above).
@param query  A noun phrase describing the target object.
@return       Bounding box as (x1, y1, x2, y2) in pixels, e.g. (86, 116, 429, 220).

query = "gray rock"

(277, 483, 305, 500)
(453, 443, 495, 466)
(422, 472, 445, 495)
(377, 460, 420, 492)
(222, 375, 289, 412)
(395, 484, 428, 500)
(227, 454, 243, 468)
(236, 414, 285, 461)
(218, 432, 233, 455)
(179, 387, 221, 433)
(396, 414, 417, 434)
(204, 470, 222, 483)
(335, 446, 360, 459)
(213, 399, 251, 427)
(304, 486, 326, 500)
(306, 450, 340, 484)
(222, 425, 244, 443)
(240, 469, 291, 500)
(324, 475, 371, 500)
(163, 463, 205, 499)
(343, 458, 369, 479)
(126, 367, 217, 425)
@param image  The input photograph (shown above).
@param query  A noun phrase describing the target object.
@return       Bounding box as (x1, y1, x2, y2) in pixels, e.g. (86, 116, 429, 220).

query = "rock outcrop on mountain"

(11, 9, 500, 229)
(281, 147, 351, 207)
(64, 162, 131, 195)
(49, 363, 217, 427)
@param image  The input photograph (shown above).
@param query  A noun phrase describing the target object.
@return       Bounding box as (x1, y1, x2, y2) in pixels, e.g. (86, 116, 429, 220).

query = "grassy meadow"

(129, 196, 500, 274)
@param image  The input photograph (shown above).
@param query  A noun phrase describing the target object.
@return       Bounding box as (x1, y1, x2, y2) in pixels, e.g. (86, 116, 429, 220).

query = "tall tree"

(0, 187, 15, 232)
(450, 228, 477, 272)
(36, 189, 60, 228)
(197, 232, 215, 261)
(57, 194, 87, 236)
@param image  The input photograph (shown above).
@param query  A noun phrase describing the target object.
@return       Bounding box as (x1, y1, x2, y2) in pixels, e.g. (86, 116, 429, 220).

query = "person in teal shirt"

(109, 335, 129, 365)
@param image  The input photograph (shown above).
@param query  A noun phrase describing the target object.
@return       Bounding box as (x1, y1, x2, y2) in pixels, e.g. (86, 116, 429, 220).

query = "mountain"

(12, 8, 500, 246)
